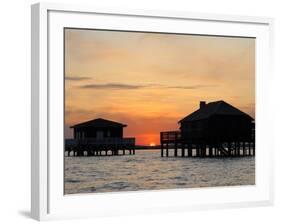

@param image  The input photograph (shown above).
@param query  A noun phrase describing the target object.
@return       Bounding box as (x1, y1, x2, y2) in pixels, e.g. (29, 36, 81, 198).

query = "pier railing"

(65, 137, 135, 147)
(160, 131, 181, 143)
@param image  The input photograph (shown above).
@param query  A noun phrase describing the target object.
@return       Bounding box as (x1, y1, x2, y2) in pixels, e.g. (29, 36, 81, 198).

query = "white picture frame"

(31, 2, 274, 221)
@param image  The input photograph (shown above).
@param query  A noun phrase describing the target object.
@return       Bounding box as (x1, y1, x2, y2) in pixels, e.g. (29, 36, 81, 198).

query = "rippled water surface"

(64, 150, 255, 194)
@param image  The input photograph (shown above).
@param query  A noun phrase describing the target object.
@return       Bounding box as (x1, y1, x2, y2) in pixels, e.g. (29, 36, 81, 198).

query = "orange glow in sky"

(64, 29, 255, 146)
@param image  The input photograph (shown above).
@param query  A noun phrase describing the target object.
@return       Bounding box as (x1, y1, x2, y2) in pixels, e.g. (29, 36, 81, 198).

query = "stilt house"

(179, 101, 254, 142)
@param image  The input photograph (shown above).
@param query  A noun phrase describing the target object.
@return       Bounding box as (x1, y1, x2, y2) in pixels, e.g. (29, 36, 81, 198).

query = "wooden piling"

(196, 144, 200, 157)
(209, 145, 213, 157)
(181, 143, 185, 157)
(187, 144, 192, 157)
(175, 142, 178, 157)
(202, 144, 206, 157)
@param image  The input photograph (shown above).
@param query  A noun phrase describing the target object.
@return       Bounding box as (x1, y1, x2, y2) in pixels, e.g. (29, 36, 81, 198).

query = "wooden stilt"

(175, 142, 178, 157)
(181, 143, 185, 157)
(209, 145, 213, 157)
(202, 144, 206, 157)
(238, 141, 240, 156)
(214, 147, 217, 157)
(253, 141, 255, 156)
(196, 144, 200, 157)
(188, 144, 192, 157)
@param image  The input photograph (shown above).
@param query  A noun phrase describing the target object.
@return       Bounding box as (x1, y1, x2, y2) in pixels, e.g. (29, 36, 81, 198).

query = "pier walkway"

(160, 131, 255, 158)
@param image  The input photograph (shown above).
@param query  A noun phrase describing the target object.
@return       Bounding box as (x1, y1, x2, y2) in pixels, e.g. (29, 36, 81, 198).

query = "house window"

(96, 131, 104, 139)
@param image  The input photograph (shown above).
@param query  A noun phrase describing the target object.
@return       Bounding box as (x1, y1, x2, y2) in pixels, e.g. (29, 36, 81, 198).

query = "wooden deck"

(160, 131, 255, 158)
(65, 137, 135, 156)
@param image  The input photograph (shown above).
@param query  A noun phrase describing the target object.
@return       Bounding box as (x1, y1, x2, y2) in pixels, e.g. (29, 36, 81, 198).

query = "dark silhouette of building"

(71, 118, 127, 140)
(160, 100, 255, 158)
(66, 118, 135, 157)
(179, 100, 254, 142)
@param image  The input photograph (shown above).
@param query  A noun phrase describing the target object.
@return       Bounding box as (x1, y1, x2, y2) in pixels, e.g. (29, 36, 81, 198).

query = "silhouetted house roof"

(179, 100, 254, 123)
(70, 118, 127, 128)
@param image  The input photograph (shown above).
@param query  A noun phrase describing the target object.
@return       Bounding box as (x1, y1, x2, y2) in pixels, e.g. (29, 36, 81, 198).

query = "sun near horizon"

(64, 29, 255, 146)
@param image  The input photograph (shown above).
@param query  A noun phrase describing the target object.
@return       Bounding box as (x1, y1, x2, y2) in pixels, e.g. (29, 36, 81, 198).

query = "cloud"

(79, 83, 216, 90)
(65, 76, 91, 81)
(167, 84, 216, 89)
(80, 83, 145, 90)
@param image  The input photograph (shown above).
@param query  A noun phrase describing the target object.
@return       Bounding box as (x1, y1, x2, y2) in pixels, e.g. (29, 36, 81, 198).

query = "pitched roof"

(179, 100, 254, 123)
(70, 118, 127, 128)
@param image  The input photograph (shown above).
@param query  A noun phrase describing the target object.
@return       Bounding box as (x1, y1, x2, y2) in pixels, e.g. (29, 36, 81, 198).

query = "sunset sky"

(64, 28, 255, 145)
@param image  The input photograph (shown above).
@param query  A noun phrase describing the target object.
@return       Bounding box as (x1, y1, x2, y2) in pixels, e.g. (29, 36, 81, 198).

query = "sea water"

(64, 149, 255, 194)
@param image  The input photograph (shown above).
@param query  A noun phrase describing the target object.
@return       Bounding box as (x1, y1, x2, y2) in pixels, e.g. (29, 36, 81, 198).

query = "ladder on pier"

(218, 145, 230, 156)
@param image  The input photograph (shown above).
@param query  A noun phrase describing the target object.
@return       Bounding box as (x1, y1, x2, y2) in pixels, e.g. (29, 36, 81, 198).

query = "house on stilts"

(160, 100, 255, 157)
(65, 118, 135, 156)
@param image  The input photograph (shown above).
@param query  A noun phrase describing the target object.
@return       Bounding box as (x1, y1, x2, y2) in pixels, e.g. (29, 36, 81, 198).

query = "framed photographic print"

(31, 2, 274, 221)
